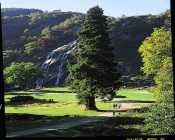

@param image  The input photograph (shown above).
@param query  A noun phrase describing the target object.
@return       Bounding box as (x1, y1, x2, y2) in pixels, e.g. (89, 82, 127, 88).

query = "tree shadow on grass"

(5, 98, 57, 107)
(5, 113, 77, 121)
(96, 109, 128, 112)
(105, 100, 155, 103)
(77, 126, 142, 136)
(96, 105, 151, 113)
(41, 125, 142, 137)
(5, 113, 81, 134)
(116, 100, 155, 103)
(5, 113, 145, 136)
(5, 90, 72, 95)
(115, 95, 127, 98)
(39, 90, 72, 93)
(5, 92, 39, 96)
(37, 90, 72, 94)
(64, 117, 144, 136)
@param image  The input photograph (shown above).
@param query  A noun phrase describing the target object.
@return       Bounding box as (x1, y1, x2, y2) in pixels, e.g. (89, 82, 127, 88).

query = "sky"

(0, 0, 170, 17)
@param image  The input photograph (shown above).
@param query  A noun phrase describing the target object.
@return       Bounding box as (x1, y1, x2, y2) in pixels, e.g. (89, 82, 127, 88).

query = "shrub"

(4, 62, 44, 89)
(10, 96, 34, 103)
(144, 103, 175, 135)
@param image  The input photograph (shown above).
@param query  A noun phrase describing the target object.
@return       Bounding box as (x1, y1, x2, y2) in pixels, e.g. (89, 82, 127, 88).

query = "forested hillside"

(2, 8, 170, 86)
(2, 8, 83, 67)
(110, 10, 170, 75)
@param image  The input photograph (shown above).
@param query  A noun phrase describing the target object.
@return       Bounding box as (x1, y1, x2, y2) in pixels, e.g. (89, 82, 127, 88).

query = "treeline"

(139, 27, 174, 134)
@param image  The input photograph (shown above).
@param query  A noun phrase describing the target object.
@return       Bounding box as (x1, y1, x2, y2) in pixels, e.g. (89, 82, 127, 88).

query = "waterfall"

(41, 40, 78, 86)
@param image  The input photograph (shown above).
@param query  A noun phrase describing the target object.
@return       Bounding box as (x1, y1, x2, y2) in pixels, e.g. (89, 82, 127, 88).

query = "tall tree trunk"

(85, 95, 97, 110)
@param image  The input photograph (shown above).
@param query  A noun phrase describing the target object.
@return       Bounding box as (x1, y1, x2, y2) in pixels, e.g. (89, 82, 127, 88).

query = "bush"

(10, 96, 34, 103)
(144, 103, 175, 135)
(4, 62, 44, 89)
(8, 96, 56, 105)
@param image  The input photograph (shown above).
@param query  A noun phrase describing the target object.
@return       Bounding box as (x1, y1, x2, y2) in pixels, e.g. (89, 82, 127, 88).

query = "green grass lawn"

(5, 87, 155, 116)
(116, 88, 155, 101)
(5, 87, 112, 116)
(5, 87, 156, 136)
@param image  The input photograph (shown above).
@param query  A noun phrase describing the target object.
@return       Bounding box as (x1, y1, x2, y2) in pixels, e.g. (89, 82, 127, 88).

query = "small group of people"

(112, 103, 121, 116)
(49, 99, 54, 103)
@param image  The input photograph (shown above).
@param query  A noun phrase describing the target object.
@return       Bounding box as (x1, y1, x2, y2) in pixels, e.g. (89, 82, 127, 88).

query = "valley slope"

(2, 8, 170, 86)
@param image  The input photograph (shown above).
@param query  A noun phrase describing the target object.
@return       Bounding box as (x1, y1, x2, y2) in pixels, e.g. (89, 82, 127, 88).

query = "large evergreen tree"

(68, 6, 121, 110)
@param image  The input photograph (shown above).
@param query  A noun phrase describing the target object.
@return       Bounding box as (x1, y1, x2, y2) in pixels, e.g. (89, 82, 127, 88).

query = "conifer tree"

(68, 6, 121, 110)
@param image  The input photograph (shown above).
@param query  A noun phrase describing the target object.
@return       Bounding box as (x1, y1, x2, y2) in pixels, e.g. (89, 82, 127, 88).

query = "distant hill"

(2, 8, 43, 17)
(2, 8, 170, 85)
(110, 12, 170, 75)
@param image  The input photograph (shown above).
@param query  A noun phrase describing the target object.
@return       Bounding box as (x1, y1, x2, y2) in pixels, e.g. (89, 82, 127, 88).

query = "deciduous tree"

(4, 62, 43, 89)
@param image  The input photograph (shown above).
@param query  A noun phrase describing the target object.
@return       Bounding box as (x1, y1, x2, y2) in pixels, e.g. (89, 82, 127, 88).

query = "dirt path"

(6, 116, 109, 137)
(98, 102, 150, 117)
(6, 102, 149, 137)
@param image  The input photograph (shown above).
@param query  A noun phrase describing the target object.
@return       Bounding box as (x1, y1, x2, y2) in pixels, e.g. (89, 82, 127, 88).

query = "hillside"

(2, 8, 43, 17)
(2, 8, 83, 65)
(110, 12, 170, 75)
(2, 8, 170, 86)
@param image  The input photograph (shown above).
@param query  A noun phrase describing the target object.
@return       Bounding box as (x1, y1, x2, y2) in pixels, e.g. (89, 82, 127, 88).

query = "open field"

(5, 87, 155, 116)
(116, 88, 155, 101)
(5, 87, 155, 136)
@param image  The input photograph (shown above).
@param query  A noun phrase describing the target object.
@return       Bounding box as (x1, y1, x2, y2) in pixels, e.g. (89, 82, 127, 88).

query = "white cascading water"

(41, 40, 78, 86)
